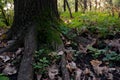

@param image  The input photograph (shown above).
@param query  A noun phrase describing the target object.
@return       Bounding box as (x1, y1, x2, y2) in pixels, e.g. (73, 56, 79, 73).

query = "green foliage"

(36, 17, 63, 50)
(33, 57, 49, 74)
(0, 74, 9, 80)
(33, 49, 60, 74)
(88, 46, 106, 59)
(61, 12, 120, 38)
(0, 0, 13, 27)
(0, 18, 6, 27)
(33, 49, 50, 74)
(88, 46, 120, 66)
(103, 51, 120, 61)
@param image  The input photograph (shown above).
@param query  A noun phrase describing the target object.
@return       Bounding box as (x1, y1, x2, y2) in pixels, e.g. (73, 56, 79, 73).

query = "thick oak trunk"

(4, 0, 60, 80)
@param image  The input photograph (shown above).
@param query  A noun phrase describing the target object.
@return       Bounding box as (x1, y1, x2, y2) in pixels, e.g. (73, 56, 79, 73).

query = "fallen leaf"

(2, 63, 17, 75)
(15, 48, 24, 55)
(48, 65, 59, 80)
(58, 51, 64, 55)
(75, 68, 82, 80)
(0, 55, 10, 62)
(36, 74, 42, 80)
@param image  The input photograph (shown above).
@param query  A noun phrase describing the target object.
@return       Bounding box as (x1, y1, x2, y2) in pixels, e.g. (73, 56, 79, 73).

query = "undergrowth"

(61, 12, 120, 38)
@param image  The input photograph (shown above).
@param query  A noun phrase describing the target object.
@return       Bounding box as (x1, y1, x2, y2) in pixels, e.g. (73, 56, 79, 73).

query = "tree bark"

(89, 0, 92, 11)
(83, 0, 87, 13)
(95, 0, 97, 11)
(17, 24, 37, 80)
(75, 0, 78, 12)
(4, 0, 60, 80)
(65, 0, 73, 18)
(63, 0, 66, 12)
(61, 54, 70, 80)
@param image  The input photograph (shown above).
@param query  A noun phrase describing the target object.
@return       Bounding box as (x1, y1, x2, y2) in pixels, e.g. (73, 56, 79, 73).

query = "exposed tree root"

(61, 53, 70, 80)
(17, 25, 37, 80)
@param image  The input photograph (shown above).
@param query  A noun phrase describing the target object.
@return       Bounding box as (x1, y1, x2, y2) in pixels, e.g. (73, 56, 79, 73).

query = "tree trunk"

(17, 24, 36, 80)
(64, 0, 66, 12)
(4, 0, 60, 80)
(65, 0, 73, 18)
(61, 54, 70, 80)
(95, 0, 97, 11)
(75, 0, 78, 12)
(83, 0, 87, 13)
(89, 0, 92, 11)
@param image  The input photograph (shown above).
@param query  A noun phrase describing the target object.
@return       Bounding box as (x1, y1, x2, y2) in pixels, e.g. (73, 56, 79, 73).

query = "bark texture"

(75, 0, 78, 12)
(17, 25, 36, 80)
(61, 54, 70, 80)
(5, 0, 60, 80)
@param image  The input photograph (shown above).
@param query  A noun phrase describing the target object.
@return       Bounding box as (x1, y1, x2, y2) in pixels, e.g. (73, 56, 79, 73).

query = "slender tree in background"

(89, 0, 92, 11)
(64, 0, 73, 18)
(83, 0, 87, 13)
(75, 0, 78, 12)
(63, 0, 66, 12)
(95, 0, 97, 11)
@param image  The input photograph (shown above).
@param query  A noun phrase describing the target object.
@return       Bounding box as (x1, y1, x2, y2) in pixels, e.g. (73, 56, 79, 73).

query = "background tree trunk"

(75, 0, 78, 12)
(64, 0, 66, 12)
(83, 0, 87, 13)
(65, 0, 73, 18)
(95, 0, 97, 11)
(89, 0, 92, 11)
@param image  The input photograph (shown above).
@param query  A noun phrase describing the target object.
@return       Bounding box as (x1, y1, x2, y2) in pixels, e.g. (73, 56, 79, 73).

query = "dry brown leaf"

(2, 63, 17, 75)
(48, 65, 59, 80)
(15, 48, 24, 55)
(0, 52, 15, 62)
(0, 55, 10, 62)
(65, 51, 73, 62)
(66, 61, 77, 73)
(83, 68, 90, 75)
(90, 60, 102, 67)
(107, 73, 113, 80)
(58, 51, 64, 55)
(105, 39, 120, 52)
(36, 74, 42, 80)
(75, 68, 82, 80)
(0, 42, 7, 47)
(66, 64, 72, 72)
(90, 60, 109, 75)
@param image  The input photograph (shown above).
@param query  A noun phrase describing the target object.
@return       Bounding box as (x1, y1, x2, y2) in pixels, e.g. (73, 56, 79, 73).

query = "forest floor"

(0, 12, 120, 80)
(0, 26, 120, 80)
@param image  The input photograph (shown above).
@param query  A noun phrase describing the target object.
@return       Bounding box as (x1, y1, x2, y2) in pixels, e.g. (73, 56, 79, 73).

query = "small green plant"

(33, 49, 61, 74)
(103, 51, 120, 61)
(88, 46, 120, 66)
(33, 49, 50, 74)
(88, 46, 106, 59)
(33, 57, 49, 74)
(0, 74, 9, 80)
